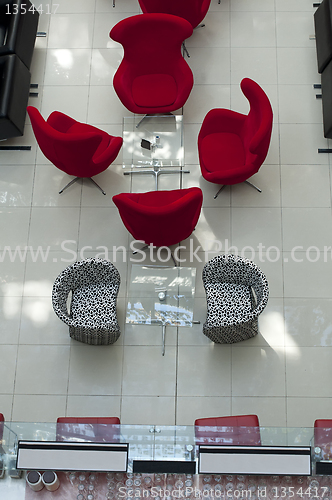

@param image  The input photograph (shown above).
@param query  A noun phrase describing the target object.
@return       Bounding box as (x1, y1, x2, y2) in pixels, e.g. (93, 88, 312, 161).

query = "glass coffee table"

(122, 115, 189, 190)
(126, 265, 197, 355)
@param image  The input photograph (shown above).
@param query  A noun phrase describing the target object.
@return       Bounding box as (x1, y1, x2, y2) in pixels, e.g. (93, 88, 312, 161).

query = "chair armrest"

(52, 272, 74, 326)
(93, 136, 123, 165)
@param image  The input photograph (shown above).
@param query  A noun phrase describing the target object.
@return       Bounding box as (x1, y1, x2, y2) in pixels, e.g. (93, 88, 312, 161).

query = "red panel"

(56, 417, 120, 443)
(314, 419, 332, 451)
(0, 413, 4, 442)
(195, 415, 261, 446)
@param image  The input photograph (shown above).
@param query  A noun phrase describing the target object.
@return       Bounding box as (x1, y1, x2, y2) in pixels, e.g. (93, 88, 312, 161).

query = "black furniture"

(321, 59, 332, 138)
(0, 0, 39, 139)
(0, 55, 31, 139)
(314, 0, 332, 138)
(0, 0, 39, 70)
(314, 0, 332, 74)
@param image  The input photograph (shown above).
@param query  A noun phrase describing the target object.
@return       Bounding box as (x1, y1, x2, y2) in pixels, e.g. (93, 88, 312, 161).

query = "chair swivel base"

(124, 165, 190, 190)
(135, 112, 175, 129)
(59, 176, 106, 195)
(132, 243, 178, 266)
(183, 24, 206, 58)
(214, 180, 262, 199)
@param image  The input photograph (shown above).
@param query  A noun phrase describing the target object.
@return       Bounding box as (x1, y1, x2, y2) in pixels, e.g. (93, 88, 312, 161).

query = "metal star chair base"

(183, 24, 206, 58)
(214, 180, 262, 199)
(132, 243, 178, 267)
(59, 177, 106, 195)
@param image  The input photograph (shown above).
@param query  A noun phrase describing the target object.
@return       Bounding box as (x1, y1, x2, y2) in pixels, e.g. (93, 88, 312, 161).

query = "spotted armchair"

(202, 254, 269, 343)
(52, 258, 121, 345)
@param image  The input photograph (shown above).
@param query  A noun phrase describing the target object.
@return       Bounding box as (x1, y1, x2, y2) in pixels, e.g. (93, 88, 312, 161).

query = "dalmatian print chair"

(202, 254, 269, 343)
(52, 258, 121, 345)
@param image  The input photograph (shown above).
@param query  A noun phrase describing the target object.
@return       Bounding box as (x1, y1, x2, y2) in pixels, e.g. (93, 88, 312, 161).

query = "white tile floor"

(0, 0, 332, 428)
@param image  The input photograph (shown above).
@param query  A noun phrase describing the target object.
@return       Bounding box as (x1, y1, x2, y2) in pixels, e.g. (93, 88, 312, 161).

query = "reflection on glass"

(127, 266, 196, 327)
(123, 116, 183, 169)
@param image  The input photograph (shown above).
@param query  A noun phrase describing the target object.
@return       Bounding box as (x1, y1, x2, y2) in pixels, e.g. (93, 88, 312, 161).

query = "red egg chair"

(198, 78, 273, 199)
(109, 14, 194, 116)
(27, 106, 123, 195)
(138, 0, 211, 28)
(56, 417, 121, 443)
(112, 187, 203, 257)
(195, 414, 261, 446)
(137, 0, 211, 57)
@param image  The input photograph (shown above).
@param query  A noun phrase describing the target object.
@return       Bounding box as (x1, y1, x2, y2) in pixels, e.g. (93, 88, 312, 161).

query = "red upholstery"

(0, 413, 4, 442)
(109, 14, 194, 114)
(198, 78, 273, 187)
(27, 106, 123, 178)
(138, 0, 211, 29)
(195, 415, 261, 446)
(56, 417, 121, 443)
(314, 419, 332, 456)
(112, 188, 203, 247)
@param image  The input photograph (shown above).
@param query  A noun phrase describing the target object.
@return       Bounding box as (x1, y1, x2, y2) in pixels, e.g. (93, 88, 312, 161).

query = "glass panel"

(126, 265, 196, 327)
(1, 423, 332, 497)
(122, 115, 183, 169)
(152, 425, 195, 461)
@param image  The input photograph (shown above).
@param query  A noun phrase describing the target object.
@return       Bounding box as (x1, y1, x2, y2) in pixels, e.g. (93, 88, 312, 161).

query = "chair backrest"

(202, 254, 269, 315)
(195, 415, 261, 446)
(240, 78, 273, 168)
(27, 106, 104, 177)
(54, 258, 120, 295)
(56, 417, 120, 443)
(137, 0, 211, 28)
(110, 14, 193, 76)
(113, 188, 203, 247)
(314, 419, 332, 451)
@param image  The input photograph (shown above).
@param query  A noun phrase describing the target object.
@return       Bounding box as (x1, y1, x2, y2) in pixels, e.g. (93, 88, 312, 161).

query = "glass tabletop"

(122, 115, 184, 169)
(126, 265, 196, 327)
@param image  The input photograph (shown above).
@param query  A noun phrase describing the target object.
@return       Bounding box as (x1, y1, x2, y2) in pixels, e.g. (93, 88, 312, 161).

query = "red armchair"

(112, 187, 203, 249)
(195, 415, 261, 446)
(109, 14, 194, 115)
(138, 0, 211, 29)
(198, 78, 273, 198)
(27, 106, 123, 195)
(56, 417, 121, 443)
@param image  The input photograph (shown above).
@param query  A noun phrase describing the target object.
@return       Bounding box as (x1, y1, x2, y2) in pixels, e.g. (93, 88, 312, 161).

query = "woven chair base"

(203, 318, 259, 344)
(69, 325, 121, 345)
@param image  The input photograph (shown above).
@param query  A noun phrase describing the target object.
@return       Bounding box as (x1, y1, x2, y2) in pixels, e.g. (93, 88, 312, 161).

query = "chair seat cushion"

(132, 74, 177, 107)
(71, 284, 118, 327)
(205, 282, 252, 326)
(201, 132, 245, 173)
